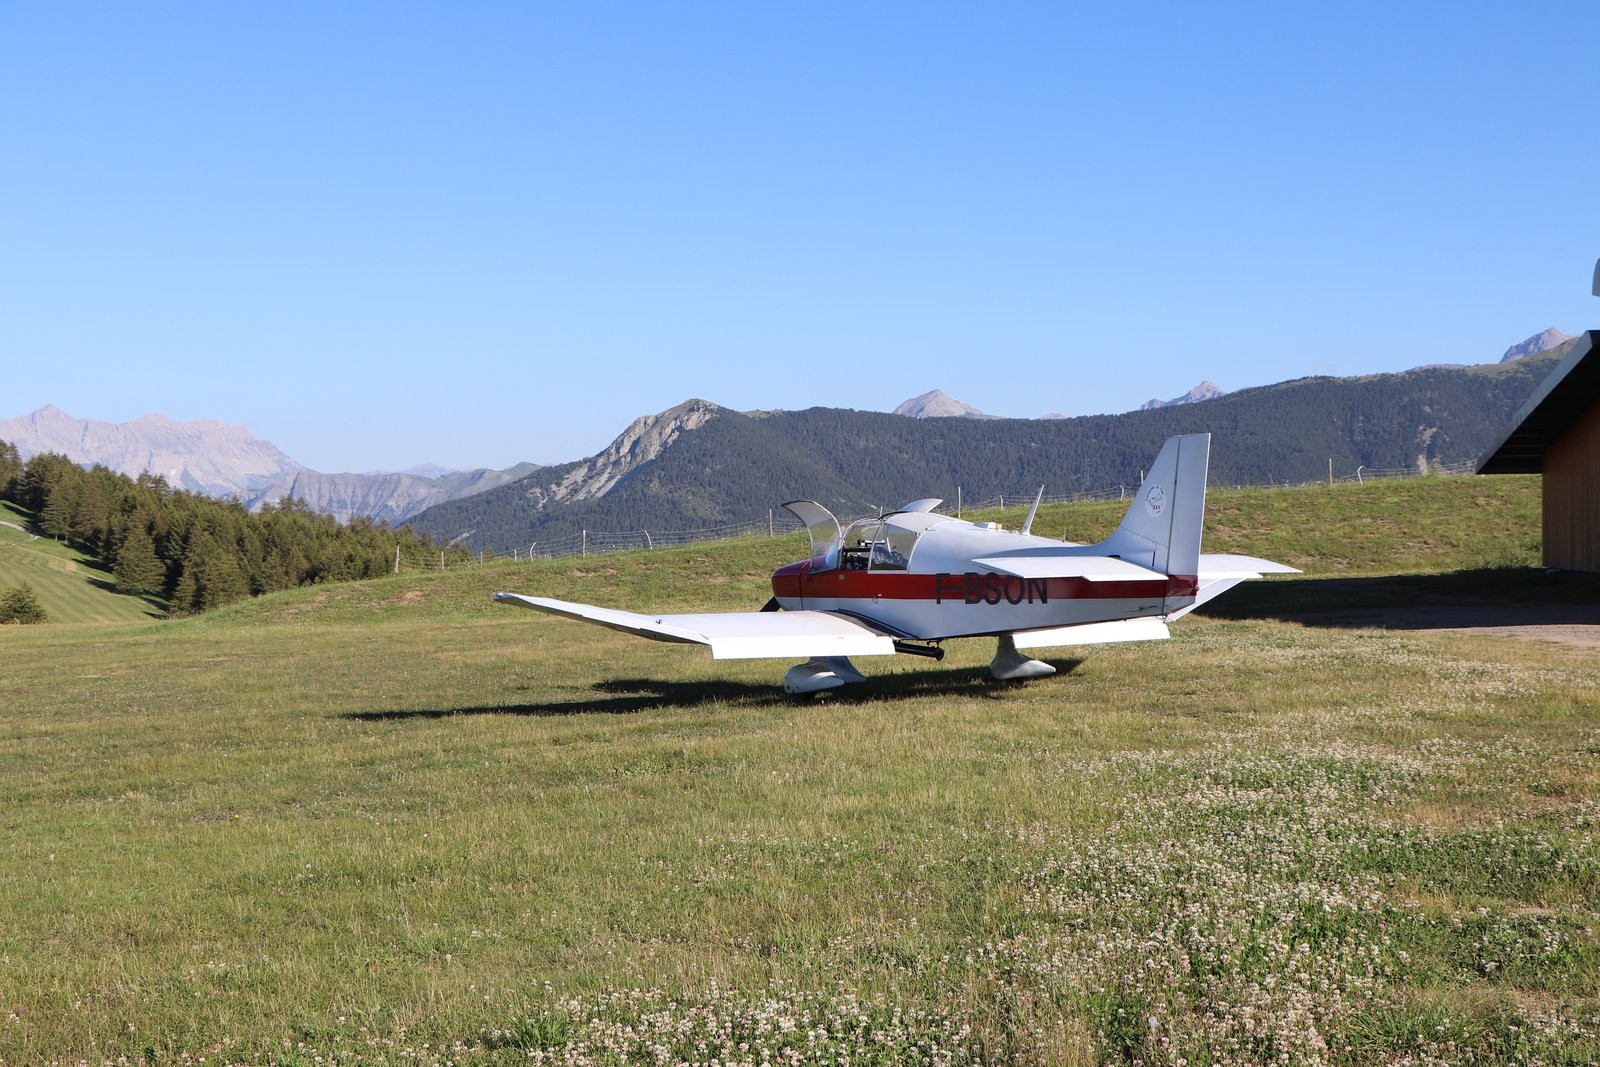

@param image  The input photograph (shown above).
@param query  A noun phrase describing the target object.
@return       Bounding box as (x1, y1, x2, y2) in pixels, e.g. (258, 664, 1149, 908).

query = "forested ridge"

(0, 441, 463, 615)
(411, 353, 1561, 554)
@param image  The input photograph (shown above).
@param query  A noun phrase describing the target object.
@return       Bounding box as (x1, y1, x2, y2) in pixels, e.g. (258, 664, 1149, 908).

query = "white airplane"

(494, 433, 1297, 693)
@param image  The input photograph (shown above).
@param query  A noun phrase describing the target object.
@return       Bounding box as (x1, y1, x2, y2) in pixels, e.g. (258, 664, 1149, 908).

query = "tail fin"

(1098, 433, 1210, 578)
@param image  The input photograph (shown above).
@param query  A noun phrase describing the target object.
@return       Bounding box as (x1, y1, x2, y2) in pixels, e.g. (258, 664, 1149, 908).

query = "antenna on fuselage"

(1020, 486, 1045, 536)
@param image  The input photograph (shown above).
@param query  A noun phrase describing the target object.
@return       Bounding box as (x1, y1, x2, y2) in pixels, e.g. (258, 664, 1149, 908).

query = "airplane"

(493, 433, 1298, 693)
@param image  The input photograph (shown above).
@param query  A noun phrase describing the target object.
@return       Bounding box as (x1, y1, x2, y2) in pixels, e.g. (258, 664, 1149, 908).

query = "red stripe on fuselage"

(770, 562, 1198, 605)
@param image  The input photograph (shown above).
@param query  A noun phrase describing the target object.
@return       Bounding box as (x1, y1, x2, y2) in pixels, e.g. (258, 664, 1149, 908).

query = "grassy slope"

(1, 474, 1595, 1064)
(0, 501, 164, 624)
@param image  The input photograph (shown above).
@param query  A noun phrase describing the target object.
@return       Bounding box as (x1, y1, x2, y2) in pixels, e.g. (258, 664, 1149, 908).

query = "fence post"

(768, 509, 773, 537)
(644, 530, 653, 550)
(582, 530, 587, 556)
(394, 546, 400, 575)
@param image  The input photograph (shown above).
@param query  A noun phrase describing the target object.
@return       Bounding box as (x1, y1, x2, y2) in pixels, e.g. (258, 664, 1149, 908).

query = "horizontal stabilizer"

(1010, 617, 1170, 648)
(493, 593, 897, 660)
(1162, 554, 1301, 620)
(1196, 553, 1301, 578)
(970, 554, 1167, 582)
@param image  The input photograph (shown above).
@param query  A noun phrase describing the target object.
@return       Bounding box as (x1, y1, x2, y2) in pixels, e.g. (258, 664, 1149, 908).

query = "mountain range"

(0, 406, 300, 497)
(405, 339, 1576, 554)
(2, 327, 1577, 539)
(0, 405, 538, 524)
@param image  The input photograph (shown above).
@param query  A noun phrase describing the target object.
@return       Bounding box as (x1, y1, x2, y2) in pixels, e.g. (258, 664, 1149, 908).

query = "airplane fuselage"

(771, 555, 1197, 641)
(768, 511, 1196, 643)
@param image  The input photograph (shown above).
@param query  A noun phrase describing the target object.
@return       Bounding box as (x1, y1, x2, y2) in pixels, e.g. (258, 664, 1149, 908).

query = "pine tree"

(0, 582, 48, 624)
(38, 488, 73, 540)
(0, 439, 21, 502)
(198, 549, 250, 611)
(168, 525, 212, 614)
(113, 524, 165, 596)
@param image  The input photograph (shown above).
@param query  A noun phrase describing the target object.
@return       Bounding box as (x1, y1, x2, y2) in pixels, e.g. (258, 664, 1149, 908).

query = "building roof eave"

(1477, 330, 1600, 474)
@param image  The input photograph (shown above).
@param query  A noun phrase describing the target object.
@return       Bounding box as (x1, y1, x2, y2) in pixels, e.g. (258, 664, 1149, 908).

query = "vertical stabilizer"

(1099, 434, 1210, 577)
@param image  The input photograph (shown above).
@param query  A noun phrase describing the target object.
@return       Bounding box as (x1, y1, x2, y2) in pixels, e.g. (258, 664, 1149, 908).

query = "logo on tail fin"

(1144, 485, 1166, 518)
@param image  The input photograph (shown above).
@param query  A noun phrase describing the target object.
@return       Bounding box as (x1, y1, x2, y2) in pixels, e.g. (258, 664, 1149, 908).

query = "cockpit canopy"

(783, 499, 947, 573)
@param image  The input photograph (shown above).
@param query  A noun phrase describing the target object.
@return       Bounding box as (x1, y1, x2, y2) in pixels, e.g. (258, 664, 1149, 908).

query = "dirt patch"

(1212, 573, 1600, 650)
(1356, 603, 1600, 649)
(1280, 597, 1600, 650)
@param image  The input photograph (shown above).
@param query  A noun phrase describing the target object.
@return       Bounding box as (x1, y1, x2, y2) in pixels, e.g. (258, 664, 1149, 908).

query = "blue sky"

(3, 2, 1597, 473)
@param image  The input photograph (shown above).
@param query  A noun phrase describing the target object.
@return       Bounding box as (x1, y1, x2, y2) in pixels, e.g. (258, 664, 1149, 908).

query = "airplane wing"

(493, 593, 898, 659)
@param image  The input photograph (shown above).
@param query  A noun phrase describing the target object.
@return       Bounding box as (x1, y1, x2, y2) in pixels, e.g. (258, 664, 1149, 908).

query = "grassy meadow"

(1, 475, 1596, 1065)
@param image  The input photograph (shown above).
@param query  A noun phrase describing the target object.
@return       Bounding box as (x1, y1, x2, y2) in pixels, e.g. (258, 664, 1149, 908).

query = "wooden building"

(1478, 330, 1600, 572)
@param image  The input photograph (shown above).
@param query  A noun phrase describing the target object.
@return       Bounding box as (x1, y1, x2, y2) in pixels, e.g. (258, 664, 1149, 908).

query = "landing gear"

(989, 634, 1055, 681)
(783, 656, 867, 695)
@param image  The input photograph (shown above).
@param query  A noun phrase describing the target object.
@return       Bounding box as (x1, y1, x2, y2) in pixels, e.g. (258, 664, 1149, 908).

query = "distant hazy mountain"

(893, 390, 999, 419)
(246, 464, 542, 524)
(0, 405, 303, 495)
(1500, 327, 1574, 362)
(410, 354, 1563, 554)
(0, 406, 536, 523)
(399, 463, 458, 479)
(1140, 381, 1226, 411)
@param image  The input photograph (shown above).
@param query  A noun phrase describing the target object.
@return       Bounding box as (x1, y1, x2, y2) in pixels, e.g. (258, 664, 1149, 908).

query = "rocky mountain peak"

(521, 398, 724, 510)
(1140, 381, 1226, 411)
(893, 390, 997, 419)
(1500, 327, 1575, 363)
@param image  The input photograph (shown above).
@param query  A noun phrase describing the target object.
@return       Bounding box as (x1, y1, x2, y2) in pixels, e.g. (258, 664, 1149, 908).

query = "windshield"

(836, 517, 919, 572)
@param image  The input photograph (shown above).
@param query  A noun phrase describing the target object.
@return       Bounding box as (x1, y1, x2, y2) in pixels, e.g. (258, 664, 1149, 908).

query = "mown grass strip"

(0, 501, 163, 625)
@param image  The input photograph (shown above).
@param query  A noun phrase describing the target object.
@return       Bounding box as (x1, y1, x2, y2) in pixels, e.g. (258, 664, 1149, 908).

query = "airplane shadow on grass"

(345, 659, 1085, 721)
(1199, 567, 1600, 630)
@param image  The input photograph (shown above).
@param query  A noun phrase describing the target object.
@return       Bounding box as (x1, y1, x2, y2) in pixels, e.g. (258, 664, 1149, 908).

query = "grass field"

(0, 502, 164, 625)
(1, 476, 1595, 1065)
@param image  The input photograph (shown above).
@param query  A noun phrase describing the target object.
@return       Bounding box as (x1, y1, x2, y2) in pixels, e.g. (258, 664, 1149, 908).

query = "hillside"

(411, 352, 1564, 553)
(0, 502, 163, 624)
(0, 457, 470, 618)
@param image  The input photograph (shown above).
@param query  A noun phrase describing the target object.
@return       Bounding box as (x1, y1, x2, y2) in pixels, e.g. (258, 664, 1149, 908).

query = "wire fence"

(958, 460, 1478, 513)
(396, 459, 1480, 571)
